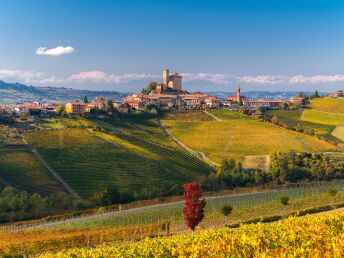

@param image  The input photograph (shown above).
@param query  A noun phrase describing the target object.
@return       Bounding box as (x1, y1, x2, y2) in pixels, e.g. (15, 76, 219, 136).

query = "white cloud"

(68, 71, 158, 83)
(181, 73, 234, 84)
(35, 46, 75, 56)
(2, 67, 344, 88)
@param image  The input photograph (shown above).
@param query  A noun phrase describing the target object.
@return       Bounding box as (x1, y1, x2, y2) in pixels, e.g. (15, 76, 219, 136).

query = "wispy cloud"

(181, 73, 234, 84)
(35, 46, 75, 56)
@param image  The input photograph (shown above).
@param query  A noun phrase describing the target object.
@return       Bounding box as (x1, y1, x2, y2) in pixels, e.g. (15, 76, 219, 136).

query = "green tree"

(312, 90, 320, 99)
(141, 81, 158, 94)
(280, 195, 289, 212)
(220, 204, 233, 225)
(84, 96, 89, 104)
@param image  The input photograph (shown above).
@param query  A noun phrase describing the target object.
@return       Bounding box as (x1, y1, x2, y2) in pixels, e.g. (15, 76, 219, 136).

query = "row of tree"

(200, 152, 344, 191)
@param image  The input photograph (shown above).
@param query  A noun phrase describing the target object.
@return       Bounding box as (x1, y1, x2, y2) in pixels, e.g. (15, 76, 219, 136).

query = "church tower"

(236, 86, 241, 102)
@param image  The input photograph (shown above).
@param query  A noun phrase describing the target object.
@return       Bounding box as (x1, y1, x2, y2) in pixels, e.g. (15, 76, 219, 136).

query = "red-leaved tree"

(182, 181, 206, 231)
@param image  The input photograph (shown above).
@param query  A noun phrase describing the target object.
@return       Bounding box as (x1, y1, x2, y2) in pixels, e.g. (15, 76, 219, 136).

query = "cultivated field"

(161, 110, 214, 121)
(301, 109, 344, 125)
(310, 98, 344, 114)
(162, 116, 336, 162)
(39, 210, 344, 258)
(23, 116, 214, 199)
(18, 180, 344, 232)
(0, 151, 66, 195)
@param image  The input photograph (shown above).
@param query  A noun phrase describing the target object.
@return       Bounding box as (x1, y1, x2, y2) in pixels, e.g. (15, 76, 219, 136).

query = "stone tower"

(236, 86, 241, 102)
(163, 69, 170, 86)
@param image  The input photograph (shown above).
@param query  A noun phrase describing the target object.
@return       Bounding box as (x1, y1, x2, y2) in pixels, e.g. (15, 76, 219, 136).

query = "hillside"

(0, 80, 125, 103)
(161, 109, 337, 163)
(265, 98, 344, 143)
(22, 114, 214, 199)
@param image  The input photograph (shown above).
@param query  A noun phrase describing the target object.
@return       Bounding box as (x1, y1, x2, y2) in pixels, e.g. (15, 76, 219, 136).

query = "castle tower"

(236, 86, 241, 102)
(163, 69, 170, 86)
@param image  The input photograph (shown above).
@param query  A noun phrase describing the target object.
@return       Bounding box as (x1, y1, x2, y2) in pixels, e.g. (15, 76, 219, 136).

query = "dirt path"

(31, 148, 80, 198)
(203, 110, 222, 121)
(157, 117, 219, 167)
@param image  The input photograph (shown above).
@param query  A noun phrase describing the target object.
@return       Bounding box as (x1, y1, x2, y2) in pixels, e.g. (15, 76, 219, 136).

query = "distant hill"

(0, 80, 127, 104)
(206, 91, 328, 100)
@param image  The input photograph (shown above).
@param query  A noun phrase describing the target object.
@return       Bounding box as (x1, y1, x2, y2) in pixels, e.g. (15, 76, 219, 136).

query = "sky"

(1, 0, 344, 92)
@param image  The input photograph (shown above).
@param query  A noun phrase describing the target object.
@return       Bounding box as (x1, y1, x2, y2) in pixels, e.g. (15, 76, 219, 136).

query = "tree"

(141, 81, 157, 94)
(280, 195, 289, 212)
(312, 90, 320, 99)
(220, 204, 233, 225)
(182, 181, 206, 231)
(55, 105, 65, 115)
(84, 96, 89, 104)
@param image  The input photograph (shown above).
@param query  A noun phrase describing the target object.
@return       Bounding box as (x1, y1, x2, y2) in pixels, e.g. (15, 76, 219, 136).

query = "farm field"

(332, 122, 344, 141)
(39, 210, 344, 258)
(161, 117, 337, 162)
(264, 109, 336, 137)
(0, 151, 66, 195)
(17, 180, 344, 232)
(301, 109, 344, 125)
(310, 97, 344, 114)
(161, 110, 214, 121)
(24, 116, 214, 199)
(206, 109, 253, 120)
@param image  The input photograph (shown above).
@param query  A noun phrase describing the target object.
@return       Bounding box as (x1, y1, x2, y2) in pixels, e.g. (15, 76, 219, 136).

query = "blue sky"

(1, 0, 344, 92)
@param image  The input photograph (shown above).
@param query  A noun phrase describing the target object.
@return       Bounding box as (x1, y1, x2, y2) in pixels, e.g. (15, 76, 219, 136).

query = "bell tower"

(236, 86, 241, 102)
(163, 69, 170, 86)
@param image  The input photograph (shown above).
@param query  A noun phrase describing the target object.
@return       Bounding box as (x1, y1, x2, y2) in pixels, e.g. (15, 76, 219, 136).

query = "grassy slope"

(162, 110, 336, 162)
(310, 98, 344, 114)
(301, 109, 344, 125)
(0, 151, 67, 196)
(24, 115, 214, 198)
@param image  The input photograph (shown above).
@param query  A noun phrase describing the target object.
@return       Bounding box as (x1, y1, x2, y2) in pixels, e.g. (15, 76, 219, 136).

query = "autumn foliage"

(182, 181, 206, 231)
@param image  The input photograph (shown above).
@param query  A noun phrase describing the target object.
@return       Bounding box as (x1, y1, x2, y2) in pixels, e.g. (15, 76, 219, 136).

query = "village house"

(290, 96, 304, 106)
(243, 99, 283, 108)
(65, 102, 86, 114)
(329, 90, 344, 98)
(204, 96, 221, 108)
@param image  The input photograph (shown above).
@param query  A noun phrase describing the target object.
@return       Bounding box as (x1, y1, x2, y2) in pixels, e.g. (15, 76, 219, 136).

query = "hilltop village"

(0, 69, 312, 118)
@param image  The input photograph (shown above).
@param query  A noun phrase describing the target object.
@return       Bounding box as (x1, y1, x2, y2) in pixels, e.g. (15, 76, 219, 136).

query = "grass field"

(310, 98, 344, 114)
(0, 151, 66, 195)
(24, 115, 214, 199)
(162, 117, 336, 162)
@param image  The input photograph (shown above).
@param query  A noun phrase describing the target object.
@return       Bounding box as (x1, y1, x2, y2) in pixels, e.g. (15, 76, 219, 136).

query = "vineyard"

(39, 210, 344, 257)
(9, 180, 344, 232)
(23, 115, 214, 198)
(161, 116, 336, 162)
(0, 150, 66, 195)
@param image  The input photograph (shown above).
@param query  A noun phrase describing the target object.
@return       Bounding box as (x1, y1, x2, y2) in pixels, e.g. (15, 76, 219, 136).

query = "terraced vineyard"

(24, 115, 214, 199)
(162, 110, 337, 162)
(0, 150, 66, 196)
